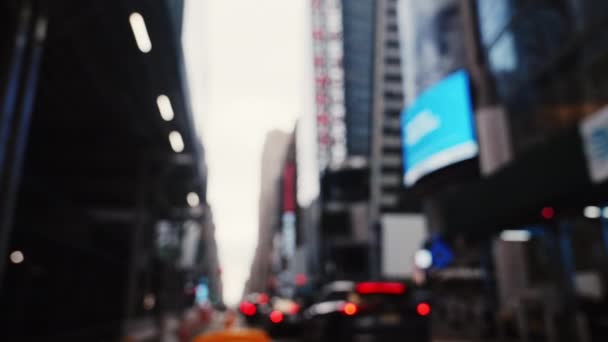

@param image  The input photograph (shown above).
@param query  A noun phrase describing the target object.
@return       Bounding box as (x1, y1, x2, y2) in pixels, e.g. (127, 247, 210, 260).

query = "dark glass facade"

(342, 0, 376, 157)
(476, 0, 608, 155)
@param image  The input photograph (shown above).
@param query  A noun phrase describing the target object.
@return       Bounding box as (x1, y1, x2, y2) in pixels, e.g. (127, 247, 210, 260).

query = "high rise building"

(312, 0, 374, 279)
(0, 1, 209, 339)
(312, 0, 378, 166)
(246, 131, 290, 294)
(312, 0, 405, 281)
(342, 1, 376, 158)
(370, 0, 410, 214)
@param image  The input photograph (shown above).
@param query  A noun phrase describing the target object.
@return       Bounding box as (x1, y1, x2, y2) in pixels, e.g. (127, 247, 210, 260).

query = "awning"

(438, 126, 600, 234)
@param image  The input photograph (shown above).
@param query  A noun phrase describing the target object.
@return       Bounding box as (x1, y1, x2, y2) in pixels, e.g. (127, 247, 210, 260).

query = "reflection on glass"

(476, 0, 513, 47)
(489, 32, 518, 72)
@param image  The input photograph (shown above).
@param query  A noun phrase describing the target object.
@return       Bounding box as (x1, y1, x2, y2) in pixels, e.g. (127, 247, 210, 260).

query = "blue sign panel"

(401, 70, 478, 186)
(429, 235, 453, 270)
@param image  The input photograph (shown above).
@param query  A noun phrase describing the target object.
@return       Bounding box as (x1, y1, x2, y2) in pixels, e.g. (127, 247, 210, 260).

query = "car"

(301, 280, 431, 341)
(239, 292, 271, 327)
(263, 296, 302, 338)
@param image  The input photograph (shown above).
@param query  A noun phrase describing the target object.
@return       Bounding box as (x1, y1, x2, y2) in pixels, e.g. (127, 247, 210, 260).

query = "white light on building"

(169, 131, 184, 153)
(9, 250, 24, 264)
(500, 230, 531, 242)
(414, 249, 433, 269)
(129, 12, 152, 53)
(156, 95, 174, 121)
(584, 206, 601, 219)
(187, 192, 200, 208)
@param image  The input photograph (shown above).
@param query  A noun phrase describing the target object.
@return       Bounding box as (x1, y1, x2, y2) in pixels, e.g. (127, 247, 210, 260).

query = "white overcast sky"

(183, 0, 316, 306)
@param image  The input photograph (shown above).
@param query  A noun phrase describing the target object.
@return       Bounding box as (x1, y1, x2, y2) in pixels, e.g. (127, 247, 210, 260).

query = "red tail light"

(417, 302, 431, 316)
(341, 302, 358, 316)
(239, 301, 257, 316)
(257, 293, 269, 305)
(270, 310, 284, 323)
(289, 303, 300, 315)
(356, 282, 406, 295)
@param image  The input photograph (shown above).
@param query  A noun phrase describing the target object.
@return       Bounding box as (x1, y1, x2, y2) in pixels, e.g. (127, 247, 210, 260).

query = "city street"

(2, 0, 608, 340)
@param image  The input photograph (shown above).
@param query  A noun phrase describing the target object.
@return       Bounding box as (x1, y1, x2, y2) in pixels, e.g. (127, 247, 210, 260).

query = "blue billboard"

(401, 70, 478, 186)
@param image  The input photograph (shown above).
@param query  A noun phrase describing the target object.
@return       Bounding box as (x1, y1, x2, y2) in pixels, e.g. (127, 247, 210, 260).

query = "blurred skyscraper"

(342, 0, 376, 158)
(311, 0, 348, 171)
(246, 130, 290, 294)
(370, 0, 413, 214)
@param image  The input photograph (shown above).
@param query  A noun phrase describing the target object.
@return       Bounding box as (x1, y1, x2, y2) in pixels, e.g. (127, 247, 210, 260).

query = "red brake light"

(257, 293, 269, 304)
(270, 310, 284, 323)
(239, 301, 257, 316)
(417, 302, 431, 316)
(356, 282, 406, 295)
(289, 303, 300, 314)
(342, 302, 358, 316)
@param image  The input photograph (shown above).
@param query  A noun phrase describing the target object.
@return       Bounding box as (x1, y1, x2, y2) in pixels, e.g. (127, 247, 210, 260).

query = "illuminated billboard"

(401, 70, 478, 186)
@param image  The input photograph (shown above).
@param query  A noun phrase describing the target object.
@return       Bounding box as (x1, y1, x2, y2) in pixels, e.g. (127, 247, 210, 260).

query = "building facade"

(394, 0, 608, 339)
(246, 130, 290, 295)
(311, 0, 348, 171)
(342, 0, 376, 158)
